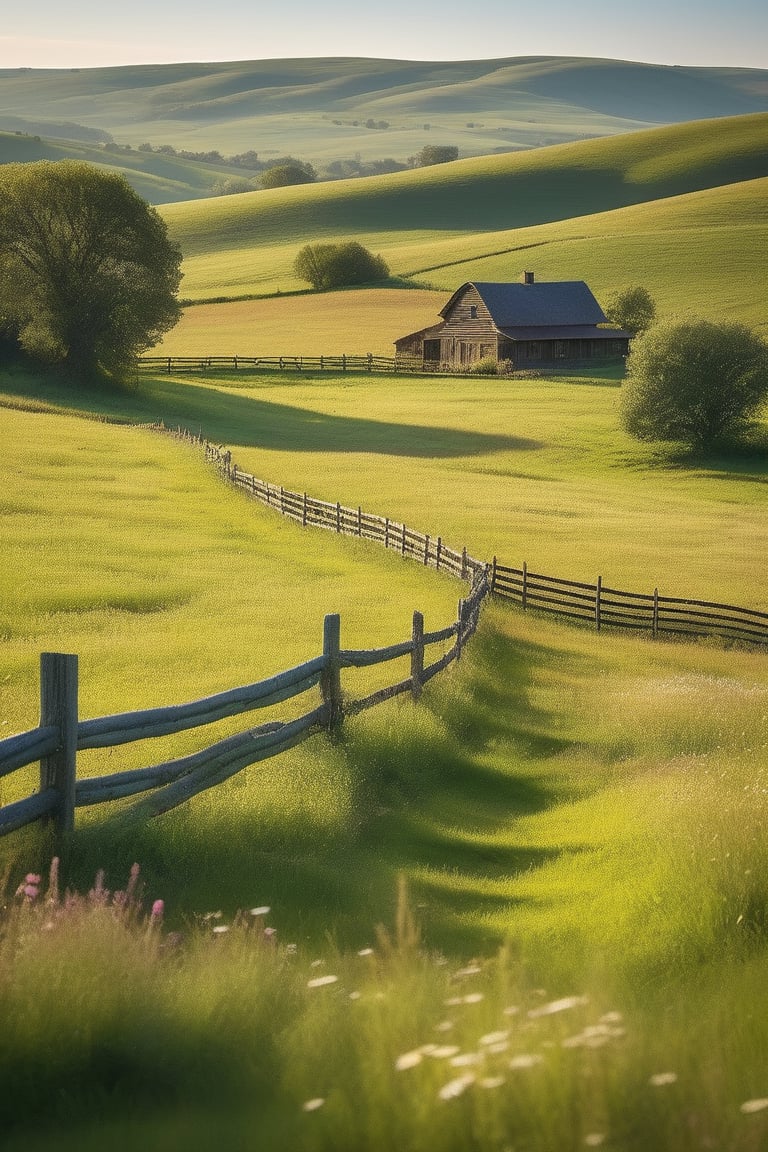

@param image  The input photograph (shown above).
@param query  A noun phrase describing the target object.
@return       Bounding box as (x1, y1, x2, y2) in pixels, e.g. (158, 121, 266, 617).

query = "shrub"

(469, 356, 499, 375)
(620, 318, 768, 449)
(261, 162, 316, 189)
(416, 144, 459, 166)
(293, 242, 389, 290)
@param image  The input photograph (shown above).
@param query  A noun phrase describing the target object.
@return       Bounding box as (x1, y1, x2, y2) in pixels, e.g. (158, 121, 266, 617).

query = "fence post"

(653, 587, 659, 638)
(401, 523, 407, 557)
(336, 502, 342, 532)
(424, 534, 430, 566)
(303, 492, 308, 527)
(461, 547, 468, 580)
(321, 614, 342, 735)
(342, 354, 347, 372)
(411, 611, 424, 701)
(522, 561, 528, 610)
(384, 517, 390, 548)
(280, 486, 285, 514)
(595, 575, 602, 632)
(491, 555, 497, 594)
(456, 599, 465, 660)
(39, 653, 78, 837)
(436, 537, 442, 571)
(357, 506, 362, 536)
(167, 357, 172, 374)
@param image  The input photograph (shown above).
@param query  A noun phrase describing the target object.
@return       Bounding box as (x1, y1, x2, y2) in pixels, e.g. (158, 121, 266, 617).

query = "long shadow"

(0, 367, 539, 459)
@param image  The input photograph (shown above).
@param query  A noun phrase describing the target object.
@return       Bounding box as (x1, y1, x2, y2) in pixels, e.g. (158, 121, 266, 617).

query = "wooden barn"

(394, 272, 631, 370)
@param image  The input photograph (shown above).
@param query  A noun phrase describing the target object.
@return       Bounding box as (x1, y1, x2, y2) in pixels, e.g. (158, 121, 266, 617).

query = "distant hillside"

(0, 131, 256, 204)
(2, 55, 768, 199)
(154, 113, 768, 335)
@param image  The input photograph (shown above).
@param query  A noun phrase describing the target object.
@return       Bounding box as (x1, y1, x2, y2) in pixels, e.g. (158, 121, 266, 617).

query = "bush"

(212, 177, 257, 196)
(293, 242, 390, 290)
(416, 145, 459, 166)
(621, 318, 768, 449)
(469, 356, 499, 375)
(261, 162, 316, 189)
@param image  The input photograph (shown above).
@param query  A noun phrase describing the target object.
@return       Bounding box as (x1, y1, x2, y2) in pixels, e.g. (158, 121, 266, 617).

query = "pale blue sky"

(2, 0, 766, 70)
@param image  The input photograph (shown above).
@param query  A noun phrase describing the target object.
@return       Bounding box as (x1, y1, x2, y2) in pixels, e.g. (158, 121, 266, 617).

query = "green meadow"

(2, 102, 768, 1150)
(1, 357, 767, 1149)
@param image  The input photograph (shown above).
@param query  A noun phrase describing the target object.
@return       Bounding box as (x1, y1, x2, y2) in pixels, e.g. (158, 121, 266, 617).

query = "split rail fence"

(3, 421, 766, 843)
(140, 354, 397, 375)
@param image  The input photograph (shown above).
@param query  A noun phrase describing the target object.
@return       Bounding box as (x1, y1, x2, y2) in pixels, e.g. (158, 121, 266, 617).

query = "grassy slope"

(159, 114, 768, 329)
(0, 131, 254, 204)
(3, 55, 767, 164)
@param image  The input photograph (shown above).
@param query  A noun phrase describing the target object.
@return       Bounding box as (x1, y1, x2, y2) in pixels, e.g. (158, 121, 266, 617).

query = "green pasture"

(1, 361, 768, 1148)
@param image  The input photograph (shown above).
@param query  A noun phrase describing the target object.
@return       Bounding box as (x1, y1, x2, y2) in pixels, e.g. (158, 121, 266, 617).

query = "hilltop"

(2, 55, 768, 201)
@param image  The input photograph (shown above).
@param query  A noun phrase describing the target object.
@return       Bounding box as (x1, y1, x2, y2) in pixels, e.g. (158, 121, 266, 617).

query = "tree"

(0, 161, 182, 379)
(620, 319, 768, 449)
(293, 242, 389, 291)
(604, 285, 656, 335)
(416, 145, 459, 166)
(261, 162, 316, 189)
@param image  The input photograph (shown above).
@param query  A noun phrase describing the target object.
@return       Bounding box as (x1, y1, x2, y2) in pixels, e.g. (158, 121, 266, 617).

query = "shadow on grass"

(0, 365, 539, 459)
(43, 613, 593, 956)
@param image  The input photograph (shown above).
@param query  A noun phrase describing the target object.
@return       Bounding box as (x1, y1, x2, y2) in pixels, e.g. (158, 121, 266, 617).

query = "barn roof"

(440, 281, 608, 328)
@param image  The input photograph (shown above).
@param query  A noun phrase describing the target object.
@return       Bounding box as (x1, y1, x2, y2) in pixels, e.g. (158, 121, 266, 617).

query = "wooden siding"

(438, 285, 499, 364)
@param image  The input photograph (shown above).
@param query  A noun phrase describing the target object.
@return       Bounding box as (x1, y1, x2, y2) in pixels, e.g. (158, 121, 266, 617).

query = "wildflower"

(479, 1030, 510, 1046)
(450, 1053, 482, 1067)
(349, 991, 362, 1001)
(434, 1020, 454, 1033)
(740, 1098, 768, 1114)
(528, 995, 587, 1018)
(649, 1072, 678, 1087)
(250, 906, 271, 917)
(263, 926, 277, 939)
(396, 1050, 423, 1071)
(151, 899, 164, 920)
(463, 993, 484, 1004)
(212, 925, 230, 935)
(307, 975, 338, 988)
(302, 1098, 325, 1112)
(439, 1074, 475, 1101)
(479, 1076, 505, 1090)
(357, 947, 374, 957)
(509, 1054, 544, 1070)
(429, 1045, 461, 1059)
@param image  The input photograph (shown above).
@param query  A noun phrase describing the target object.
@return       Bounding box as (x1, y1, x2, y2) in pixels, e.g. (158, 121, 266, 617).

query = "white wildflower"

(438, 1073, 475, 1101)
(307, 975, 338, 988)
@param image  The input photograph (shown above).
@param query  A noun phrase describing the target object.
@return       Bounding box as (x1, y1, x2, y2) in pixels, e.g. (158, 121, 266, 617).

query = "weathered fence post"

(357, 506, 362, 536)
(342, 354, 347, 372)
(491, 555, 497, 594)
(321, 614, 342, 735)
(436, 537, 442, 571)
(595, 575, 602, 632)
(424, 534, 430, 566)
(280, 486, 285, 514)
(522, 561, 528, 610)
(411, 611, 424, 701)
(456, 599, 465, 660)
(336, 502, 342, 532)
(401, 523, 407, 557)
(167, 356, 172, 374)
(653, 587, 659, 639)
(461, 546, 468, 580)
(39, 653, 78, 837)
(302, 492, 308, 527)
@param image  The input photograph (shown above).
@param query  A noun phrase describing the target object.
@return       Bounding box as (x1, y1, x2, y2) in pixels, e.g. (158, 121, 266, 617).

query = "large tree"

(604, 284, 656, 335)
(621, 319, 768, 449)
(0, 160, 182, 378)
(293, 242, 389, 291)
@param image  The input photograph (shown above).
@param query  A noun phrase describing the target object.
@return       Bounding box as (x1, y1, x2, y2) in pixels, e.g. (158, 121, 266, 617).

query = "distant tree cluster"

(293, 242, 390, 290)
(261, 161, 317, 189)
(0, 161, 182, 380)
(323, 157, 408, 179)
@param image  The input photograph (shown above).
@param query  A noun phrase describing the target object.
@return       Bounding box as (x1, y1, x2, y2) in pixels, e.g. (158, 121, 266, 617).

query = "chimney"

(523, 271, 535, 284)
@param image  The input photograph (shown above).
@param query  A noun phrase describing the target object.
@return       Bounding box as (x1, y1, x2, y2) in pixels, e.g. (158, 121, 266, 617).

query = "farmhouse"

(394, 272, 631, 369)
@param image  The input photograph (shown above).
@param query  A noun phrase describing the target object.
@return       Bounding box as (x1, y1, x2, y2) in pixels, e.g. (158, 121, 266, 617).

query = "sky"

(1, 0, 767, 71)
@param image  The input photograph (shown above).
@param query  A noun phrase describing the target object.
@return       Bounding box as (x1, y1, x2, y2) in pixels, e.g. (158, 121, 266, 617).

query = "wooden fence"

(0, 570, 490, 840)
(139, 354, 398, 375)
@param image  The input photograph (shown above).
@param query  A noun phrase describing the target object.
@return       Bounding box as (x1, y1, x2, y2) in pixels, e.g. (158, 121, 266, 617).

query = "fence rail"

(0, 568, 490, 840)
(490, 561, 768, 646)
(139, 354, 398, 375)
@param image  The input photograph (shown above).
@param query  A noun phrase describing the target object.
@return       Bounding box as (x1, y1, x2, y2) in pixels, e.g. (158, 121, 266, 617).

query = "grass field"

(1, 363, 767, 1149)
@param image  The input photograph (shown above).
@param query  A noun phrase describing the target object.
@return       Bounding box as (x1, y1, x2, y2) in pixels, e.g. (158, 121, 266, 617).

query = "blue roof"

(440, 281, 608, 327)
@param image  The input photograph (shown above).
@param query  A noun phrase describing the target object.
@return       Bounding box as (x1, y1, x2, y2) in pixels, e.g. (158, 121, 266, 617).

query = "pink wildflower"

(151, 899, 165, 920)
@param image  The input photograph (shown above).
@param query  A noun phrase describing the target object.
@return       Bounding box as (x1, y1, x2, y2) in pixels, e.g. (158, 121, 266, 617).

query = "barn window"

(469, 305, 478, 319)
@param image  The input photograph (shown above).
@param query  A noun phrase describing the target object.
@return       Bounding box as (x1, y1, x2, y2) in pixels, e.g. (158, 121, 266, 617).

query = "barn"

(394, 273, 631, 370)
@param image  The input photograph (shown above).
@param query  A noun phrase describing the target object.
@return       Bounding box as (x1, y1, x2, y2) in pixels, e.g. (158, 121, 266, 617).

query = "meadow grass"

(1, 364, 767, 1148)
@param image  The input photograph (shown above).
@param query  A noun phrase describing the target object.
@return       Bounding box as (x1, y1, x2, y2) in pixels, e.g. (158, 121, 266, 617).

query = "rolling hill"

(154, 112, 768, 335)
(2, 55, 768, 194)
